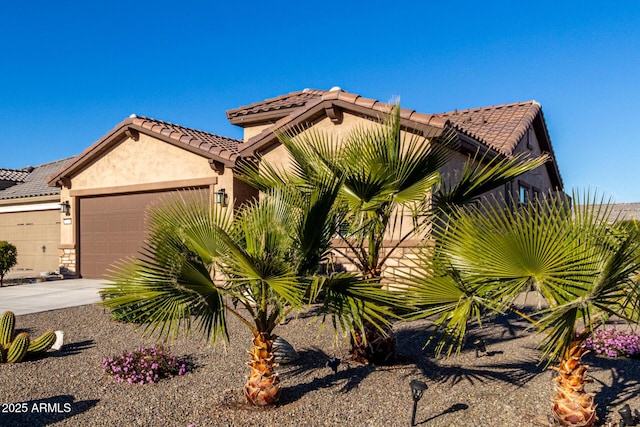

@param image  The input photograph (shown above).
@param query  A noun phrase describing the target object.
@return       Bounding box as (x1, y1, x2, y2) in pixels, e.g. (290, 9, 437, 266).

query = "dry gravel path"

(1, 304, 639, 426)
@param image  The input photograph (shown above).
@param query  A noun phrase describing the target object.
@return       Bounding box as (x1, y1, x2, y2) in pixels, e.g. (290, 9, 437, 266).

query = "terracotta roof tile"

(48, 116, 244, 186)
(439, 101, 541, 156)
(129, 116, 243, 159)
(354, 96, 377, 109)
(226, 89, 326, 120)
(235, 89, 449, 158)
(229, 89, 544, 159)
(337, 91, 360, 104)
(0, 158, 71, 200)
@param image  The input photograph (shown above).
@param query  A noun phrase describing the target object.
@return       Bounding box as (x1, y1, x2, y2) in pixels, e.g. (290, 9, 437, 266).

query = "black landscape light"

(619, 404, 637, 426)
(473, 339, 486, 358)
(409, 379, 427, 426)
(326, 357, 341, 375)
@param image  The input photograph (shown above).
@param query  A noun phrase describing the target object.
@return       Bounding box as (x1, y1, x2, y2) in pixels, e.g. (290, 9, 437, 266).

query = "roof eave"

(237, 98, 449, 159)
(47, 118, 135, 187)
(227, 109, 301, 127)
(532, 109, 564, 190)
(47, 120, 237, 188)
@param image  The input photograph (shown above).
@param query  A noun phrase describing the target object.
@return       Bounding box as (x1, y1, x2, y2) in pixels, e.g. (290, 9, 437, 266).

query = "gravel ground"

(1, 303, 639, 427)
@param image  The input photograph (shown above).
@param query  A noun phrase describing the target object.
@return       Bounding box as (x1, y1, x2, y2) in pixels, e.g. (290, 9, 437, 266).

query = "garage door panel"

(0, 210, 60, 274)
(79, 189, 207, 279)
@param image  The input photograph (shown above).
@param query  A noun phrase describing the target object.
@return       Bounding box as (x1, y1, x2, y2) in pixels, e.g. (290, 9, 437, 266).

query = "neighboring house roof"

(48, 115, 243, 186)
(0, 158, 71, 200)
(609, 203, 640, 221)
(0, 168, 31, 183)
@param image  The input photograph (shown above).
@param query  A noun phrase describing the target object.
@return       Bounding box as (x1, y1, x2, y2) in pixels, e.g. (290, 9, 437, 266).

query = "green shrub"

(0, 241, 17, 286)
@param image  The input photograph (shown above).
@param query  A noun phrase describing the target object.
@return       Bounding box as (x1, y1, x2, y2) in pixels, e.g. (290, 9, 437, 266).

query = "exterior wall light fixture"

(214, 189, 227, 206)
(59, 201, 71, 216)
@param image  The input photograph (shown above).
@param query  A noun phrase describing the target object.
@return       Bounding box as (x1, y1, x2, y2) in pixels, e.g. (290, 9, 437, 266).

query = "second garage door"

(79, 190, 203, 279)
(0, 209, 60, 276)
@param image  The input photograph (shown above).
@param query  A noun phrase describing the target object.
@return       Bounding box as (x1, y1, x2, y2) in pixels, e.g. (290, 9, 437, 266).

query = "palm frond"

(102, 239, 229, 343)
(413, 190, 640, 362)
(396, 248, 504, 356)
(433, 151, 549, 216)
(308, 272, 403, 337)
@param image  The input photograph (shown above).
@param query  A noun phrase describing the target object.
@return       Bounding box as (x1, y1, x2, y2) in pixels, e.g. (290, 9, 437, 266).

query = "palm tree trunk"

(244, 332, 281, 406)
(349, 321, 396, 365)
(551, 343, 597, 427)
(348, 267, 396, 365)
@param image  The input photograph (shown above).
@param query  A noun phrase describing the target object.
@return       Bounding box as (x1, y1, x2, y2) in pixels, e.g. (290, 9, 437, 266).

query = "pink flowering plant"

(102, 343, 189, 384)
(583, 327, 640, 359)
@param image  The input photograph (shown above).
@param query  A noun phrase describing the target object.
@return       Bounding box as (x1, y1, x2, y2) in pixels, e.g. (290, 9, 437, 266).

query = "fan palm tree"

(402, 193, 640, 426)
(101, 188, 399, 406)
(238, 103, 549, 364)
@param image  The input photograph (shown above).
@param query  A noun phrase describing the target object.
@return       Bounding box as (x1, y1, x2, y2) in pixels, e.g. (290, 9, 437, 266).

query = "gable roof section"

(48, 115, 243, 186)
(439, 101, 541, 156)
(228, 89, 563, 189)
(227, 89, 326, 125)
(233, 89, 450, 159)
(0, 158, 71, 200)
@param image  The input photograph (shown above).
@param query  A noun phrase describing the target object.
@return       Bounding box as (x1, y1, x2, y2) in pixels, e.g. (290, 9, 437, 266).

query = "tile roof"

(129, 115, 242, 159)
(0, 158, 72, 200)
(438, 101, 541, 156)
(228, 88, 542, 158)
(226, 89, 326, 120)
(48, 115, 244, 185)
(0, 168, 30, 183)
(609, 203, 640, 221)
(234, 88, 449, 158)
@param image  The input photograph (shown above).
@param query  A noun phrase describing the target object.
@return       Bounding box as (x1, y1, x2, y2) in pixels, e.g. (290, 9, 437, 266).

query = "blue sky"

(1, 1, 639, 201)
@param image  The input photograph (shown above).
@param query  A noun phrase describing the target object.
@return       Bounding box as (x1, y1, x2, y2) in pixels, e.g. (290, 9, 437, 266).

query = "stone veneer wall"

(58, 247, 77, 277)
(326, 241, 425, 290)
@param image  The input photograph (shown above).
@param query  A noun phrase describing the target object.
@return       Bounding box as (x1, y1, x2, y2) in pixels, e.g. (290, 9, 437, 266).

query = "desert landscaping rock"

(1, 304, 639, 426)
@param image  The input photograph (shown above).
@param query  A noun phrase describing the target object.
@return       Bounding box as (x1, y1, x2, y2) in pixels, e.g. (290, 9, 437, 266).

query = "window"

(532, 187, 540, 201)
(518, 183, 530, 205)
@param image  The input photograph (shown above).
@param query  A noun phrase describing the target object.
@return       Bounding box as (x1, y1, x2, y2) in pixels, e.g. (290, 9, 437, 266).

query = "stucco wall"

(511, 128, 554, 197)
(244, 124, 273, 141)
(71, 134, 216, 190)
(256, 111, 558, 281)
(57, 133, 236, 274)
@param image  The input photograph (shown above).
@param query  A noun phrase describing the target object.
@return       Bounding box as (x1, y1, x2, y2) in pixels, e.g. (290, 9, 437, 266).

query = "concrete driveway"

(0, 279, 107, 315)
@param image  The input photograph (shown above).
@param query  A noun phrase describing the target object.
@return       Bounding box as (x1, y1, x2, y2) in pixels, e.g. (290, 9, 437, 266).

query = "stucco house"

(35, 87, 563, 279)
(0, 158, 71, 278)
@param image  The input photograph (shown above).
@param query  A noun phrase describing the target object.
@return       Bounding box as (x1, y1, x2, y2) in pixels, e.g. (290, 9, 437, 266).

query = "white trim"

(0, 202, 60, 213)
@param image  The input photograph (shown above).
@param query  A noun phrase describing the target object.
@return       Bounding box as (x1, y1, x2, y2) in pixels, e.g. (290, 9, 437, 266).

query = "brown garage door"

(79, 190, 206, 279)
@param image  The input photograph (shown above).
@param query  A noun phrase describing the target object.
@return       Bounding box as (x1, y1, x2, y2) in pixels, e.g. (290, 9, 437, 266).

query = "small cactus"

(28, 331, 57, 354)
(0, 311, 58, 363)
(0, 310, 15, 346)
(7, 333, 30, 363)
